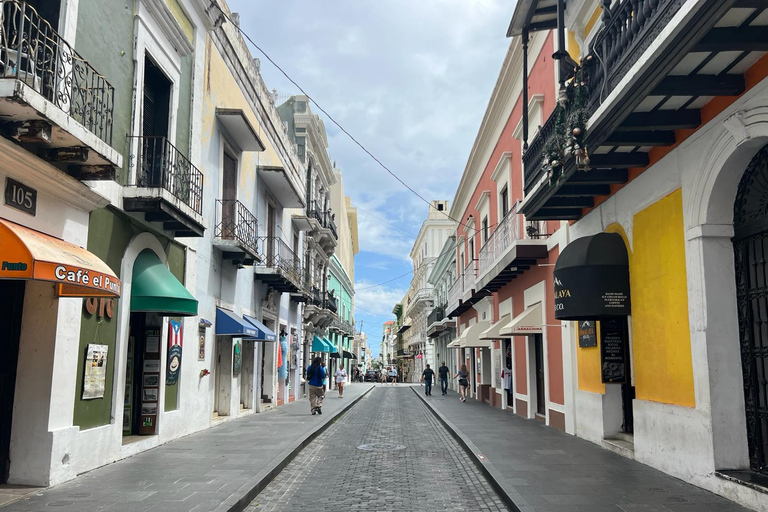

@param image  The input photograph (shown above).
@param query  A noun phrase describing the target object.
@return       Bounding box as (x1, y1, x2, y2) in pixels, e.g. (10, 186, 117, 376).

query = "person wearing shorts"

(454, 364, 470, 402)
(388, 367, 398, 385)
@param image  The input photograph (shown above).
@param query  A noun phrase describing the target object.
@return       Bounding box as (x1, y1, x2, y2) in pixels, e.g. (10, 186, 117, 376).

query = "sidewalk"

(1, 384, 374, 512)
(413, 387, 751, 512)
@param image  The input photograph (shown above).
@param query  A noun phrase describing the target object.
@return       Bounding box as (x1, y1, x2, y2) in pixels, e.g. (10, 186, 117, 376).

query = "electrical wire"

(355, 270, 414, 291)
(210, 4, 491, 236)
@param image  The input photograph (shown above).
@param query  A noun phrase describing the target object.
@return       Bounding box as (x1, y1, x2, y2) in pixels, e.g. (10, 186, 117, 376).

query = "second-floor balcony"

(211, 199, 258, 265)
(476, 212, 548, 294)
(0, 1, 121, 177)
(255, 236, 305, 294)
(124, 136, 204, 237)
(518, 0, 764, 220)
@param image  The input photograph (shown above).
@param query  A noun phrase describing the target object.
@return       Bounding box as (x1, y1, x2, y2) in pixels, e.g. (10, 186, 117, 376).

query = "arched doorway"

(733, 142, 768, 474)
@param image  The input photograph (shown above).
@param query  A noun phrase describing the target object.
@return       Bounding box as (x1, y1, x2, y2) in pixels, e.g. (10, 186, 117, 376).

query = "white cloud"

(354, 281, 407, 318)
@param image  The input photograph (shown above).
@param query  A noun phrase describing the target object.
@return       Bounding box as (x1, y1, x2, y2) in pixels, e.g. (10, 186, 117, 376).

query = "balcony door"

(222, 153, 237, 239)
(267, 202, 276, 263)
(142, 57, 171, 187)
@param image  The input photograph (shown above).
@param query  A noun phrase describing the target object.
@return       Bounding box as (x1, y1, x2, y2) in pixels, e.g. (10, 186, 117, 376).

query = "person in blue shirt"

(306, 356, 326, 415)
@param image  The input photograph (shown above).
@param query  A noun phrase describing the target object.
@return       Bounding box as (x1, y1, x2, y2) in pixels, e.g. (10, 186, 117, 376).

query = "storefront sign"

(578, 320, 597, 347)
(600, 318, 628, 383)
(554, 268, 630, 320)
(4, 177, 36, 216)
(166, 320, 183, 385)
(82, 344, 108, 399)
(553, 233, 630, 321)
(84, 297, 115, 319)
(198, 327, 206, 361)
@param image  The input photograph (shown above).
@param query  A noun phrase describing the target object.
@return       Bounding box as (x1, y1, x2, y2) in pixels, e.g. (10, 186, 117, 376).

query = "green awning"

(312, 335, 331, 352)
(130, 249, 198, 317)
(324, 337, 338, 353)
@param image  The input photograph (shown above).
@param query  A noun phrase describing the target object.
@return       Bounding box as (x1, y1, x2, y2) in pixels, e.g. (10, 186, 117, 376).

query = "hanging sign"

(600, 318, 628, 383)
(166, 320, 183, 385)
(578, 320, 597, 347)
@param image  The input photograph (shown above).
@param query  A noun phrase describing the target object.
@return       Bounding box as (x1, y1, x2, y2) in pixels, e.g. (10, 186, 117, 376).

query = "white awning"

(447, 336, 463, 348)
(480, 314, 511, 340)
(215, 108, 265, 151)
(500, 302, 543, 336)
(460, 320, 493, 349)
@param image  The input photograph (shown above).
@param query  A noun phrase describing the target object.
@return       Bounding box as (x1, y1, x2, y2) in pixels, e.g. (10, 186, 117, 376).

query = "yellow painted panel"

(164, 0, 194, 43)
(577, 321, 604, 394)
(567, 31, 580, 64)
(585, 5, 603, 36)
(631, 189, 695, 407)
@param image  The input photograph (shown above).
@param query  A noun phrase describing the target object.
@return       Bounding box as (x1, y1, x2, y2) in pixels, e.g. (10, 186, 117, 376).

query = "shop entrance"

(124, 313, 162, 437)
(533, 334, 546, 417)
(214, 337, 232, 417)
(240, 339, 254, 410)
(0, 281, 25, 483)
(259, 318, 276, 404)
(733, 143, 768, 474)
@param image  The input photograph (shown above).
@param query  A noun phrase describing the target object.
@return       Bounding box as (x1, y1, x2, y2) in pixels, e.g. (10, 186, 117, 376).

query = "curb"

(411, 387, 522, 512)
(217, 384, 376, 512)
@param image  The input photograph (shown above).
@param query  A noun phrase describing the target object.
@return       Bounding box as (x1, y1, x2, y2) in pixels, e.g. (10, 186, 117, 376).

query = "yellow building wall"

(577, 322, 604, 393)
(630, 189, 695, 407)
(165, 0, 194, 43)
(202, 36, 283, 204)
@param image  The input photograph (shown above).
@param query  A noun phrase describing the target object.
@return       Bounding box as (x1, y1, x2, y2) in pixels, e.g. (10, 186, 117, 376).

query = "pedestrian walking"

(421, 364, 435, 396)
(335, 366, 347, 398)
(388, 366, 398, 385)
(306, 356, 326, 415)
(438, 361, 449, 395)
(454, 364, 470, 402)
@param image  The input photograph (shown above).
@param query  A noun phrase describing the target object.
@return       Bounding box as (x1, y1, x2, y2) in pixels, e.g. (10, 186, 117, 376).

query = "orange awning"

(0, 218, 121, 297)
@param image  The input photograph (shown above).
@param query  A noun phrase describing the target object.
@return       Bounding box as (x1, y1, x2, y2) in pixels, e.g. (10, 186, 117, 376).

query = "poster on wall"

(494, 350, 503, 389)
(600, 318, 628, 383)
(198, 327, 206, 361)
(578, 320, 597, 347)
(233, 339, 242, 376)
(166, 320, 183, 385)
(82, 344, 109, 399)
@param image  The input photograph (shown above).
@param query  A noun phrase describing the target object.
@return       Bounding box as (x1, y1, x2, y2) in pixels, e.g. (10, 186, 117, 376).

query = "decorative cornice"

(142, 0, 194, 56)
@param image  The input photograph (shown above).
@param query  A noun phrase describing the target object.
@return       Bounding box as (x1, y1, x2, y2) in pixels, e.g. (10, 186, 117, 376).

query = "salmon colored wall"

(455, 33, 556, 261)
(495, 246, 564, 406)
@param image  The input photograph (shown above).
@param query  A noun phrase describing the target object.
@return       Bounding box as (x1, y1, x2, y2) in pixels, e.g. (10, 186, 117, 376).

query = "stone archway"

(682, 105, 768, 472)
(732, 143, 768, 474)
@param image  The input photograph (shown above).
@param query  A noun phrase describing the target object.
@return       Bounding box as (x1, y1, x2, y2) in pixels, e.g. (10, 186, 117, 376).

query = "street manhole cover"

(357, 443, 406, 451)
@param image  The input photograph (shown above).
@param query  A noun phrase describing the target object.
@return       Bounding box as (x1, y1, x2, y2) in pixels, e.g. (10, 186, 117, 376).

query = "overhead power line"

(355, 270, 414, 291)
(212, 6, 491, 235)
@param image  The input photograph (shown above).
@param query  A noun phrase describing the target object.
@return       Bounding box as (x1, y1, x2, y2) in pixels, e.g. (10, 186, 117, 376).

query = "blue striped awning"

(215, 308, 257, 338)
(243, 315, 277, 342)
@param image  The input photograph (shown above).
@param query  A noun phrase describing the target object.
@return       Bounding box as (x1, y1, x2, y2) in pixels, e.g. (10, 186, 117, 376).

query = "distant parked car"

(364, 370, 379, 382)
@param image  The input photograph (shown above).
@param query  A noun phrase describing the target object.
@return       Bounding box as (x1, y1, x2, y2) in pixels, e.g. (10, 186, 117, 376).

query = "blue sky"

(230, 0, 512, 356)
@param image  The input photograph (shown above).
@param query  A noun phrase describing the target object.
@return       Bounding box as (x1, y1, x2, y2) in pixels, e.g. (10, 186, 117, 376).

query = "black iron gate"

(733, 143, 768, 474)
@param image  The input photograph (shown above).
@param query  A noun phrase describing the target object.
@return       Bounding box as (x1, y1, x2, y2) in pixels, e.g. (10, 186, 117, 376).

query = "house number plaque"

(4, 178, 37, 216)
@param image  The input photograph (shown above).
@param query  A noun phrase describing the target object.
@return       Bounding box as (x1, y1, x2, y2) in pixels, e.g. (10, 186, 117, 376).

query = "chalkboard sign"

(600, 317, 628, 383)
(578, 320, 597, 347)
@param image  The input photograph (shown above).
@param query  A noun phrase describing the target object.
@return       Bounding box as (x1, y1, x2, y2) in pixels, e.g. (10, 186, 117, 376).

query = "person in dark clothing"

(438, 361, 449, 395)
(306, 356, 326, 415)
(421, 364, 436, 396)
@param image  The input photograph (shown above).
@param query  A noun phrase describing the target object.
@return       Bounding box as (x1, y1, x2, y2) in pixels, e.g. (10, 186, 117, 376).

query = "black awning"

(343, 350, 357, 359)
(553, 233, 630, 320)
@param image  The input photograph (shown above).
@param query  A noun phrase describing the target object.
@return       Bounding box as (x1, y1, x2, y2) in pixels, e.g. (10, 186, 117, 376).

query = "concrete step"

(603, 434, 635, 460)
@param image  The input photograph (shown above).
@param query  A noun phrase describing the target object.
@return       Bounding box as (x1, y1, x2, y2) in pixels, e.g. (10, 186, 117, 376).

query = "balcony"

(446, 273, 463, 320)
(124, 136, 204, 237)
(461, 258, 478, 302)
(302, 286, 335, 331)
(519, 0, 765, 220)
(0, 1, 120, 178)
(476, 212, 549, 293)
(255, 236, 306, 294)
(214, 199, 259, 265)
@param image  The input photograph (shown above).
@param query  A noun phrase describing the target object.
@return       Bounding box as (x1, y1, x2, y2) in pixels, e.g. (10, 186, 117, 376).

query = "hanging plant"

(540, 65, 591, 180)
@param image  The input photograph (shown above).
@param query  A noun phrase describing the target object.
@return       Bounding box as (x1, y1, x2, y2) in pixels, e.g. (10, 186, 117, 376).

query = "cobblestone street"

(246, 387, 507, 512)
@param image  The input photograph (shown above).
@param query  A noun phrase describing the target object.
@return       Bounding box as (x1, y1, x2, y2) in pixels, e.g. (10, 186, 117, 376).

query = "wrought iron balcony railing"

(129, 136, 204, 214)
(215, 199, 258, 255)
(427, 306, 445, 327)
(447, 272, 463, 314)
(478, 213, 523, 279)
(522, 0, 679, 190)
(307, 200, 338, 239)
(1, 1, 115, 144)
(256, 236, 303, 284)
